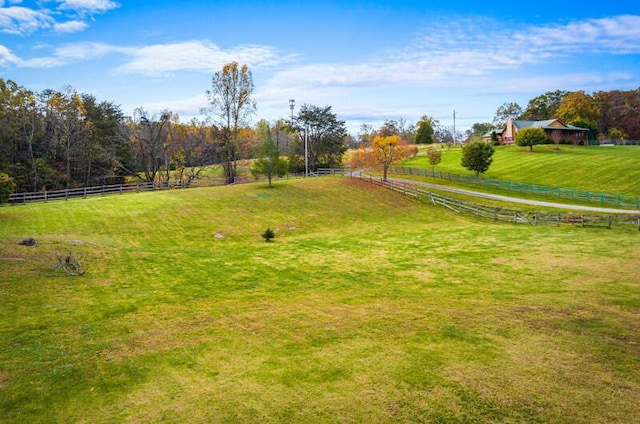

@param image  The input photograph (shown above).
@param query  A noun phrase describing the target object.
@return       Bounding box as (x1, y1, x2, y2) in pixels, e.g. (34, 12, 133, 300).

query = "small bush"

(261, 228, 275, 242)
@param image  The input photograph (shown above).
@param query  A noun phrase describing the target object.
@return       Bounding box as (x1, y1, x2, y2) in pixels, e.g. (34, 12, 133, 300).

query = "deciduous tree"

(468, 122, 495, 140)
(461, 141, 494, 178)
(128, 108, 173, 182)
(415, 116, 435, 144)
(493, 102, 522, 126)
(521, 90, 567, 120)
(426, 146, 442, 171)
(251, 121, 288, 187)
(45, 86, 91, 191)
(205, 62, 256, 184)
(557, 91, 599, 131)
(372, 134, 412, 181)
(292, 104, 347, 173)
(516, 127, 547, 151)
(0, 173, 15, 203)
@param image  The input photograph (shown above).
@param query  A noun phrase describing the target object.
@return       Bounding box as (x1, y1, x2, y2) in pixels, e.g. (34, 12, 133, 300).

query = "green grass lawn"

(1, 178, 639, 423)
(403, 144, 640, 195)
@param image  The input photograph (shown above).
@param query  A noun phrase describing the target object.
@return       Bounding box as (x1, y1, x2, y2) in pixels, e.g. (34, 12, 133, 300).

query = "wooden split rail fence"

(356, 174, 640, 231)
(392, 166, 640, 210)
(5, 179, 224, 204)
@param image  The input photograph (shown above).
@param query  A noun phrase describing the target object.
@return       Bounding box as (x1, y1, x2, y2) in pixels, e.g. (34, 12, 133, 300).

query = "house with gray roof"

(483, 118, 589, 145)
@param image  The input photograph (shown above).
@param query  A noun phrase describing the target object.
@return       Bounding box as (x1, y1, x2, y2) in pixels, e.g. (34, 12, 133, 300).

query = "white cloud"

(52, 41, 126, 60)
(0, 6, 53, 34)
(0, 0, 118, 35)
(53, 19, 87, 33)
(261, 14, 640, 95)
(114, 41, 294, 76)
(4, 40, 294, 75)
(57, 0, 119, 14)
(0, 43, 21, 65)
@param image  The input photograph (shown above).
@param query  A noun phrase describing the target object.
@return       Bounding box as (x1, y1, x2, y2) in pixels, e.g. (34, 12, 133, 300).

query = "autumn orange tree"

(372, 134, 414, 181)
(557, 91, 599, 135)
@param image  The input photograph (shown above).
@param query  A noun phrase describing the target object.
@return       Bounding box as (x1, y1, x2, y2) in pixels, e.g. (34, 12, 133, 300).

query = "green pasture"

(404, 145, 640, 196)
(1, 178, 639, 423)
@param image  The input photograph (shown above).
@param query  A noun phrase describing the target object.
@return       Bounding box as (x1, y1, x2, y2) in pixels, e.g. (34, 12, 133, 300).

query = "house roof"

(513, 119, 588, 132)
(482, 118, 589, 139)
(481, 128, 503, 138)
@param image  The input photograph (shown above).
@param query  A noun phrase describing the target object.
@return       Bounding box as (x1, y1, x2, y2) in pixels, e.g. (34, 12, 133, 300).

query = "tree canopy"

(250, 121, 288, 187)
(557, 91, 599, 130)
(493, 102, 523, 126)
(515, 127, 547, 151)
(205, 62, 256, 184)
(461, 141, 494, 177)
(415, 117, 435, 144)
(292, 104, 347, 173)
(521, 90, 566, 121)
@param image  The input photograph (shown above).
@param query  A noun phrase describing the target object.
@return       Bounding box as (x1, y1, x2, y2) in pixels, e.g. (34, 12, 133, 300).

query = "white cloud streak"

(115, 41, 294, 76)
(0, 43, 21, 65)
(264, 14, 640, 92)
(2, 40, 295, 75)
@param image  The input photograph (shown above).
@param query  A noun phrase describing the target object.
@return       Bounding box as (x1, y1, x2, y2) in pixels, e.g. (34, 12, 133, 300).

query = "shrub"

(261, 228, 275, 242)
(515, 127, 547, 151)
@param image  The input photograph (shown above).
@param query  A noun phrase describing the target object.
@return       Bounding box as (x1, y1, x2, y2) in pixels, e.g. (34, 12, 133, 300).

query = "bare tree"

(44, 86, 91, 191)
(205, 62, 256, 184)
(129, 108, 173, 182)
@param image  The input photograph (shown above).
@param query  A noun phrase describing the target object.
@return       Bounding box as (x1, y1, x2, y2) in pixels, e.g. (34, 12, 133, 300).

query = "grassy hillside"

(1, 178, 639, 423)
(402, 145, 640, 195)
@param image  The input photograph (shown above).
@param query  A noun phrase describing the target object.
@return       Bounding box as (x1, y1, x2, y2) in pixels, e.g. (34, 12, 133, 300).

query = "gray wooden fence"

(392, 166, 640, 210)
(356, 174, 640, 231)
(6, 179, 223, 204)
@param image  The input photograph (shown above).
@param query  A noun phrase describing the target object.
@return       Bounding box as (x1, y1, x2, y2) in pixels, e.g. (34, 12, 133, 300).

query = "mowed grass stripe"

(404, 145, 640, 195)
(1, 178, 639, 423)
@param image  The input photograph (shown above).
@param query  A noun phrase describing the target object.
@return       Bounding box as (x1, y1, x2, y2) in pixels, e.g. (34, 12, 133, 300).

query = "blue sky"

(1, 1, 639, 133)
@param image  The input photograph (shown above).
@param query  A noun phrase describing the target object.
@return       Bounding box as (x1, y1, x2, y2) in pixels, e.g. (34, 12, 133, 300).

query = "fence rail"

(356, 174, 640, 231)
(392, 166, 640, 210)
(6, 179, 225, 204)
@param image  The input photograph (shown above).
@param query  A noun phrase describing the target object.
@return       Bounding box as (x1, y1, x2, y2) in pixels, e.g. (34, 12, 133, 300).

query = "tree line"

(480, 88, 640, 142)
(2, 64, 638, 195)
(0, 64, 349, 193)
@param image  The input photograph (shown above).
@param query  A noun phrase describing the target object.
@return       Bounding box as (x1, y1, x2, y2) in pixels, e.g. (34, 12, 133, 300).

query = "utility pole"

(289, 99, 295, 125)
(304, 125, 309, 177)
(453, 110, 456, 145)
